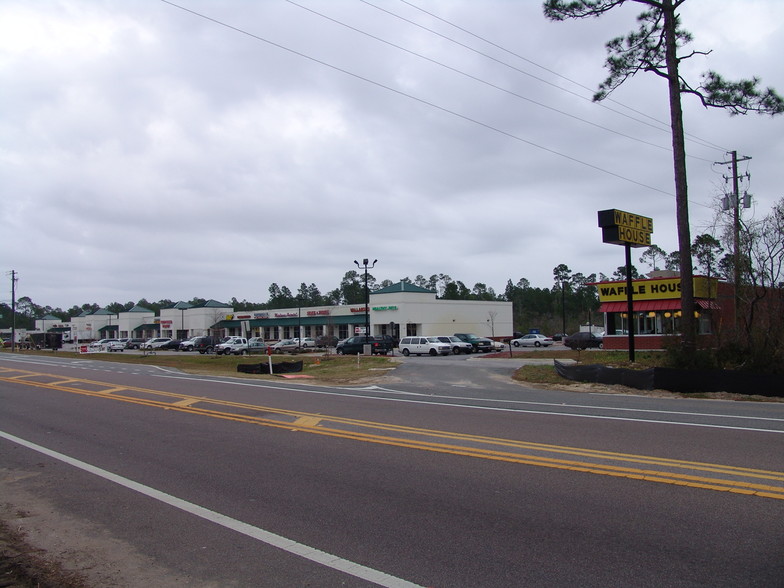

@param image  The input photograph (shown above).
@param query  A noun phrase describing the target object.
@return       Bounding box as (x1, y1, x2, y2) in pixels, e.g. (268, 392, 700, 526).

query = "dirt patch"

(0, 469, 217, 588)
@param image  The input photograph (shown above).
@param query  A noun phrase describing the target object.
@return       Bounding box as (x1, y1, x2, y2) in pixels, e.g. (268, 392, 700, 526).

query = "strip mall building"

(42, 282, 513, 343)
(595, 272, 732, 350)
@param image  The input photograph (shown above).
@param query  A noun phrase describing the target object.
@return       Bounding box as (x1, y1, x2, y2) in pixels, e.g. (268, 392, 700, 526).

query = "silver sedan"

(511, 334, 553, 347)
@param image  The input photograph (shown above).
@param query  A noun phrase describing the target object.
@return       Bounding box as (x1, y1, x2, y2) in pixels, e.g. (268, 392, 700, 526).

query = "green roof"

(373, 282, 435, 294)
(126, 305, 153, 313)
(217, 315, 359, 328)
(192, 299, 231, 308)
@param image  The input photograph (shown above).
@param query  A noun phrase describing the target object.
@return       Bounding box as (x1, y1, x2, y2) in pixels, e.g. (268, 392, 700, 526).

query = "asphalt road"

(1, 352, 783, 587)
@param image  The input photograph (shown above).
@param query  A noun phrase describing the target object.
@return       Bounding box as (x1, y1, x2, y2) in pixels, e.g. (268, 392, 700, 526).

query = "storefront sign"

(350, 307, 369, 313)
(253, 312, 269, 319)
(598, 209, 653, 247)
(274, 312, 298, 318)
(307, 310, 330, 316)
(597, 277, 717, 302)
(371, 306, 398, 311)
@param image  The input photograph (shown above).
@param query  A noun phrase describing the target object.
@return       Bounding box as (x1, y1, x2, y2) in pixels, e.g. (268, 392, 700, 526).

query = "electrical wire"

(160, 0, 676, 198)
(392, 0, 729, 153)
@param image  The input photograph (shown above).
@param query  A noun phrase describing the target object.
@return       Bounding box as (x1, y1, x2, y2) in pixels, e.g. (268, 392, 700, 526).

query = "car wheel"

(336, 348, 344, 355)
(206, 347, 214, 354)
(429, 348, 437, 356)
(453, 347, 460, 355)
(598, 343, 603, 349)
(513, 341, 520, 347)
(534, 341, 541, 347)
(402, 349, 410, 356)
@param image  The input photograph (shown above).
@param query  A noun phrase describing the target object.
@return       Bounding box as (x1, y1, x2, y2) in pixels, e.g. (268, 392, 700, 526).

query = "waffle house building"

(595, 272, 733, 350)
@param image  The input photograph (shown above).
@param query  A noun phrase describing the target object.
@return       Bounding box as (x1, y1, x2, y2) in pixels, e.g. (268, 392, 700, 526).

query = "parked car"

(143, 337, 172, 350)
(336, 336, 393, 355)
(178, 337, 200, 351)
(453, 333, 494, 353)
(436, 336, 473, 355)
(398, 336, 451, 356)
(272, 339, 300, 353)
(293, 337, 317, 348)
(315, 335, 339, 347)
(124, 338, 146, 349)
(193, 336, 220, 354)
(551, 333, 567, 342)
(563, 332, 603, 350)
(106, 340, 126, 352)
(511, 334, 554, 347)
(159, 339, 182, 350)
(89, 338, 121, 351)
(248, 337, 268, 353)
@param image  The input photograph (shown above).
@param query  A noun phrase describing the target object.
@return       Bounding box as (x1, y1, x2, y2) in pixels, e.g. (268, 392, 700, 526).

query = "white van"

(398, 336, 451, 356)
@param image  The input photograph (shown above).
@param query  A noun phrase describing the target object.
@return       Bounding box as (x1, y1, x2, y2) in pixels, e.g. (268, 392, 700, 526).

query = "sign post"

(598, 209, 654, 362)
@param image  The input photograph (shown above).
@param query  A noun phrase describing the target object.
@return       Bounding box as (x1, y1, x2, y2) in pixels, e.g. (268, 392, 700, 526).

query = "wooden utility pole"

(10, 270, 17, 352)
(716, 151, 752, 328)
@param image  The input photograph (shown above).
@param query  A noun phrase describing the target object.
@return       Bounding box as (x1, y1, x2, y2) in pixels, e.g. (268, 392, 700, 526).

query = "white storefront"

(217, 282, 513, 342)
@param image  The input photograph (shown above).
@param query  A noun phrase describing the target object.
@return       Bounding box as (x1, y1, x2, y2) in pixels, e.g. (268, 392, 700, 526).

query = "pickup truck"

(215, 336, 249, 355)
(453, 333, 494, 353)
(335, 335, 393, 355)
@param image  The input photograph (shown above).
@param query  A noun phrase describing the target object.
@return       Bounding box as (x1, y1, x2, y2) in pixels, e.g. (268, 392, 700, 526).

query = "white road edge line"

(0, 430, 423, 588)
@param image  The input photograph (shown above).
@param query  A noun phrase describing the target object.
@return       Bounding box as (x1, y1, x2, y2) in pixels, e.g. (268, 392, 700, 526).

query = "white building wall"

(117, 311, 155, 338)
(188, 307, 233, 336)
(69, 313, 117, 341)
(369, 292, 512, 338)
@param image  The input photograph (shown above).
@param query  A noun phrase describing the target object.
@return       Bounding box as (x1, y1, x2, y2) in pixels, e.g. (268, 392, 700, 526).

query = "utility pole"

(10, 270, 17, 352)
(715, 151, 751, 328)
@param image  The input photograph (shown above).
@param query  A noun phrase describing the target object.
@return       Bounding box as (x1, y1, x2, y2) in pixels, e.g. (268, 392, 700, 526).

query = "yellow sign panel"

(597, 277, 718, 302)
(608, 225, 652, 246)
(613, 210, 653, 232)
(598, 208, 654, 248)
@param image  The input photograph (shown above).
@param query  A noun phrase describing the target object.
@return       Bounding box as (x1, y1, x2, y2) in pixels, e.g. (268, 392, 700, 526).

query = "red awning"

(599, 299, 720, 313)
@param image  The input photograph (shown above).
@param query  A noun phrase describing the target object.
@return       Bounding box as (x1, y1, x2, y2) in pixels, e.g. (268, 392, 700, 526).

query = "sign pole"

(624, 242, 636, 363)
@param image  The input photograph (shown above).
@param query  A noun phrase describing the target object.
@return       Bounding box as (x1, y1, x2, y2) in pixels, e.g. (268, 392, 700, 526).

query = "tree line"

(4, 193, 782, 365)
(0, 229, 738, 338)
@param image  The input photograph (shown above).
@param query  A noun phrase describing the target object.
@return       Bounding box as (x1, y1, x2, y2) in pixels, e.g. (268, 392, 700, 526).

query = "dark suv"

(336, 336, 392, 355)
(563, 332, 603, 350)
(193, 336, 221, 354)
(453, 333, 493, 353)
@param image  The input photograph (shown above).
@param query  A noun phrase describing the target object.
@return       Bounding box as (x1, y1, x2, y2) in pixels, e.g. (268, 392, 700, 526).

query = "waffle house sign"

(598, 209, 653, 247)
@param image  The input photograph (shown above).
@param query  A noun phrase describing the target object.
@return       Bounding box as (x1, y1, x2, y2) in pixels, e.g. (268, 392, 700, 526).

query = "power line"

(288, 0, 676, 157)
(160, 0, 675, 198)
(390, 0, 729, 154)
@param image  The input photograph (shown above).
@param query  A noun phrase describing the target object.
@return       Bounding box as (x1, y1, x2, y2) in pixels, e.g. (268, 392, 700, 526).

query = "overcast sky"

(2, 0, 782, 310)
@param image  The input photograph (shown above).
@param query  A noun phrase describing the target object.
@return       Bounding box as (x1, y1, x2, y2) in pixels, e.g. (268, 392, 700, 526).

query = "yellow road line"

(292, 415, 323, 429)
(2, 367, 783, 499)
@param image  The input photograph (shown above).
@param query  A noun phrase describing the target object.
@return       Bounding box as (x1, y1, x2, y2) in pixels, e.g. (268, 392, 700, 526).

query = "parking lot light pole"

(354, 258, 377, 339)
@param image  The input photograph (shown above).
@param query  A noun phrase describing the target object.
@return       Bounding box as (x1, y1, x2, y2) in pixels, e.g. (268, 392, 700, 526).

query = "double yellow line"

(3, 366, 784, 500)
